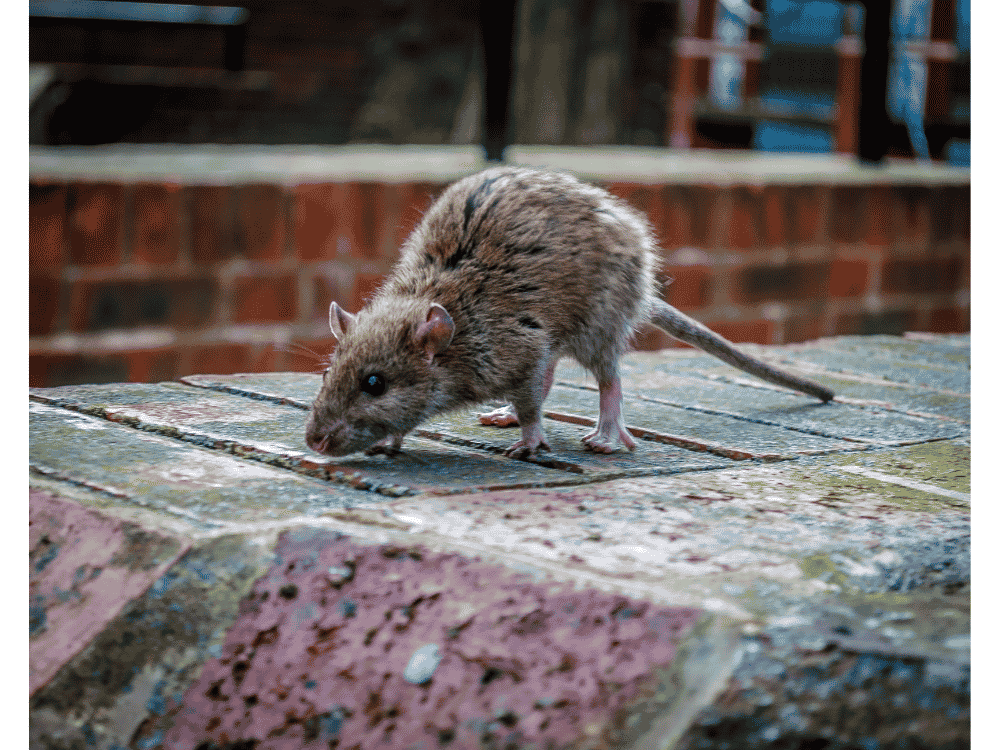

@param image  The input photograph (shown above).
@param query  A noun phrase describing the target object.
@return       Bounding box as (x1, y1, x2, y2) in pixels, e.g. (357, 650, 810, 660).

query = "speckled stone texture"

(148, 529, 700, 749)
(29, 333, 969, 749)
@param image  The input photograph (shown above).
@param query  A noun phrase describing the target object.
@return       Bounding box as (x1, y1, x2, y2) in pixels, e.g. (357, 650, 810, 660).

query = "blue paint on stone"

(29, 602, 47, 636)
(34, 543, 59, 573)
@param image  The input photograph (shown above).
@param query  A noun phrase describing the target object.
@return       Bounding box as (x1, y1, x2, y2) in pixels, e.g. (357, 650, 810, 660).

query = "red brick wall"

(29, 174, 970, 388)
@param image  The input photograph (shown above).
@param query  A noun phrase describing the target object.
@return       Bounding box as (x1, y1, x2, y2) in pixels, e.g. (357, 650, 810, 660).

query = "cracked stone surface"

(29, 333, 970, 749)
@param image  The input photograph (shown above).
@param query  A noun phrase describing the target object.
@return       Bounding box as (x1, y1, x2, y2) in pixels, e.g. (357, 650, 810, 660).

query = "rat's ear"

(415, 303, 454, 364)
(329, 302, 355, 340)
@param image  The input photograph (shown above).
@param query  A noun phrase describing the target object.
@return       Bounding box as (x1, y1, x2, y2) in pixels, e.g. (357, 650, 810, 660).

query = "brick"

(236, 184, 287, 261)
(660, 185, 722, 249)
(786, 185, 826, 246)
(829, 259, 869, 298)
(150, 533, 700, 750)
(829, 187, 865, 244)
(761, 186, 787, 247)
(835, 310, 917, 337)
(865, 186, 892, 247)
(183, 341, 283, 377)
(343, 182, 386, 260)
(662, 267, 710, 310)
(283, 336, 338, 372)
(186, 343, 254, 376)
(604, 182, 648, 208)
(294, 183, 344, 261)
(639, 185, 685, 250)
(704, 319, 775, 345)
(29, 182, 66, 269)
(294, 182, 388, 262)
(728, 186, 764, 250)
(71, 279, 217, 333)
(833, 312, 864, 336)
(784, 315, 824, 343)
(891, 187, 932, 249)
(187, 185, 234, 265)
(952, 186, 971, 243)
(28, 492, 187, 694)
(641, 186, 672, 249)
(929, 307, 970, 333)
(29, 353, 129, 388)
(131, 183, 182, 264)
(736, 263, 830, 305)
(930, 186, 971, 245)
(687, 186, 723, 248)
(29, 275, 62, 336)
(352, 272, 386, 311)
(389, 181, 443, 250)
(68, 183, 125, 266)
(126, 348, 180, 383)
(232, 274, 298, 324)
(881, 258, 962, 295)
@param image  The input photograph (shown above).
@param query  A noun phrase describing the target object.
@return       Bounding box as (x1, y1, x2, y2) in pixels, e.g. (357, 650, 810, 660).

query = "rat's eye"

(360, 373, 386, 397)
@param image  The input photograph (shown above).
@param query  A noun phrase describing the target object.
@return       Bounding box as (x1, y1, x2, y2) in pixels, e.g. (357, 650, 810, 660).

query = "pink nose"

(304, 417, 331, 455)
(307, 433, 331, 454)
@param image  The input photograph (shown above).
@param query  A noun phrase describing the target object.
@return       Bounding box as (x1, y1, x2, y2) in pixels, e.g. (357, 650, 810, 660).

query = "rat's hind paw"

(582, 424, 636, 453)
(478, 404, 520, 427)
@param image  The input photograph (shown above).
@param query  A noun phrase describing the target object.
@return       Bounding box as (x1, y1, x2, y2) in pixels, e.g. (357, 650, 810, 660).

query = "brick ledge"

(29, 144, 970, 186)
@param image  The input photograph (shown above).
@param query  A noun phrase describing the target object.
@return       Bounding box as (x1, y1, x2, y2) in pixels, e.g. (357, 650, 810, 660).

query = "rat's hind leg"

(478, 358, 558, 428)
(582, 375, 636, 453)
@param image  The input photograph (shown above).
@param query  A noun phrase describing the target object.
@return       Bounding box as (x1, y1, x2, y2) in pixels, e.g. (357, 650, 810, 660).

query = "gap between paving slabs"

(180, 342, 966, 473)
(28, 336, 968, 507)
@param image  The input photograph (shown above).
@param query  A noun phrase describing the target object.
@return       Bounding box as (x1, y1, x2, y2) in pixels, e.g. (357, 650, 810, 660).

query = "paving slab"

(182, 373, 746, 469)
(30, 383, 601, 496)
(558, 355, 970, 428)
(29, 400, 383, 526)
(29, 334, 971, 750)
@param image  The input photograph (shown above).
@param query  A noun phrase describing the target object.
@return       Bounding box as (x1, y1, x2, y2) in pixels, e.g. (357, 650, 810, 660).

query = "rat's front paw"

(503, 437, 551, 460)
(365, 434, 404, 457)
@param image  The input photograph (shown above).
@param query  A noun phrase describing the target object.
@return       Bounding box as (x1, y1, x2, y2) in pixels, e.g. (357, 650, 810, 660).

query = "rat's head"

(304, 298, 455, 456)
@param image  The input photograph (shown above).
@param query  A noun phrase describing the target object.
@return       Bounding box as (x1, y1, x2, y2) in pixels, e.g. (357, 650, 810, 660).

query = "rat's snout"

(305, 412, 338, 456)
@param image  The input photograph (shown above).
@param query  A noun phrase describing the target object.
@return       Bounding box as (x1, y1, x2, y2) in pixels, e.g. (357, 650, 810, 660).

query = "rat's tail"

(648, 298, 834, 402)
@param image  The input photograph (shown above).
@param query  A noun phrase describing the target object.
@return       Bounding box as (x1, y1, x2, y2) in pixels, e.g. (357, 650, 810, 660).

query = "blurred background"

(29, 0, 971, 388)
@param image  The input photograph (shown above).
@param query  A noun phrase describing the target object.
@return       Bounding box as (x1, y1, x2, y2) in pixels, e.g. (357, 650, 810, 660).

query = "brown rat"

(305, 166, 833, 459)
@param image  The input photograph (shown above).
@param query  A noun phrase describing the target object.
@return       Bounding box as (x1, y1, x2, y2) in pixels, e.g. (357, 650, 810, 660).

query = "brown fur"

(305, 166, 832, 458)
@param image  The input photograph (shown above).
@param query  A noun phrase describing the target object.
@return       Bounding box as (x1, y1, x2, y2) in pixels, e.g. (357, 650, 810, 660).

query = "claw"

(504, 437, 551, 460)
(365, 434, 404, 457)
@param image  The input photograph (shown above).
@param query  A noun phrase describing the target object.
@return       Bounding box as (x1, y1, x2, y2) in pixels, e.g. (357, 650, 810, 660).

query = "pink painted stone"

(154, 528, 700, 749)
(29, 489, 188, 695)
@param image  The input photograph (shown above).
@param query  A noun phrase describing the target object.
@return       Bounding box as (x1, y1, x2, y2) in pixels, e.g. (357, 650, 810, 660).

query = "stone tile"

(558, 349, 971, 424)
(29, 400, 379, 525)
(30, 530, 277, 750)
(28, 384, 589, 496)
(30, 489, 189, 694)
(386, 441, 969, 618)
(142, 529, 705, 750)
(26, 330, 971, 750)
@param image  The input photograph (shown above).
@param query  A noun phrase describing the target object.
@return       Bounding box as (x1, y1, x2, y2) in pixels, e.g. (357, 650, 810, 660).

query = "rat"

(304, 166, 834, 459)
